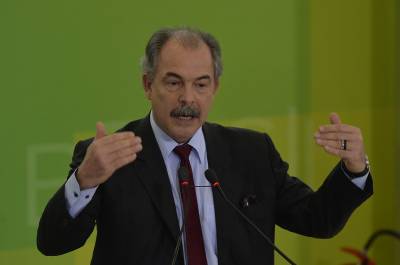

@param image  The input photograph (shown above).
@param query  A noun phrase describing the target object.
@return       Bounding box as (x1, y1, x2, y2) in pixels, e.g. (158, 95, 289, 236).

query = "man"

(37, 27, 373, 265)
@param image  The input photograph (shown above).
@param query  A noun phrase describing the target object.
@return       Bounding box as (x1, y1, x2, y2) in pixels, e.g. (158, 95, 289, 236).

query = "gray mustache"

(170, 105, 200, 118)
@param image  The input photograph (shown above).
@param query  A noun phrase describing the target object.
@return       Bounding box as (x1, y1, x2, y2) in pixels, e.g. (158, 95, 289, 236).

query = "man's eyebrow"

(196, 75, 211, 81)
(164, 72, 183, 79)
(163, 72, 211, 81)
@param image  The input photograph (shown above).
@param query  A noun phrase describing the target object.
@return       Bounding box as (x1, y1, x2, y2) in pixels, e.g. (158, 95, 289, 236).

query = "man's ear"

(142, 74, 152, 100)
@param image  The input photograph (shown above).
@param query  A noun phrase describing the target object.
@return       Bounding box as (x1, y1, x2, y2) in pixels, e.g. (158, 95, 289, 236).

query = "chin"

(175, 132, 193, 143)
(169, 128, 194, 143)
(167, 118, 203, 142)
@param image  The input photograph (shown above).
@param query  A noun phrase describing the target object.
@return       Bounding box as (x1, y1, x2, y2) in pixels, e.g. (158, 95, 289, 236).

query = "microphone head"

(204, 169, 220, 187)
(178, 167, 190, 186)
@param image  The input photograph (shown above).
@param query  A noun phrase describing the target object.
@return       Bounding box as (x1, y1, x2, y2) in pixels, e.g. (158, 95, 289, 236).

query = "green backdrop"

(1, 0, 398, 264)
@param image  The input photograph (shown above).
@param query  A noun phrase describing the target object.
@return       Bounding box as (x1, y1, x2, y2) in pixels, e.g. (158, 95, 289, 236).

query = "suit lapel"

(130, 117, 180, 241)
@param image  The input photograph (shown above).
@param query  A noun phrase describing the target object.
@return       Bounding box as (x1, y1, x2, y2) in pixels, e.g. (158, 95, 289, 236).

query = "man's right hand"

(76, 122, 142, 189)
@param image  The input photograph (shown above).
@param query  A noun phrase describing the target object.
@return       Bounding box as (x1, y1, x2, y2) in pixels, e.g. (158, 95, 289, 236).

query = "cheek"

(200, 96, 214, 112)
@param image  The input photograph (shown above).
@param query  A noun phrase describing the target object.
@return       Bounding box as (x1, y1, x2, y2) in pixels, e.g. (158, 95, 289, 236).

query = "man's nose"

(178, 85, 195, 104)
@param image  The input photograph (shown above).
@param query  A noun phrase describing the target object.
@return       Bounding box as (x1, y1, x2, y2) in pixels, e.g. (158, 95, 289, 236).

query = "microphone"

(204, 169, 297, 265)
(170, 167, 191, 265)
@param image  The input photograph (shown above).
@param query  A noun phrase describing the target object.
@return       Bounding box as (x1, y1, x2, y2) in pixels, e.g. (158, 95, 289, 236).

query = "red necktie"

(173, 144, 208, 265)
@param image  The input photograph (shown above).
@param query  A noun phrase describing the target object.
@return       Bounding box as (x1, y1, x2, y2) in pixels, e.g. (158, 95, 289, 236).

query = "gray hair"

(141, 27, 223, 80)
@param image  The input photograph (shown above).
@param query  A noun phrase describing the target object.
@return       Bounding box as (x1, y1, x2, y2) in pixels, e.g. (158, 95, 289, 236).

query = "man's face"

(143, 39, 219, 143)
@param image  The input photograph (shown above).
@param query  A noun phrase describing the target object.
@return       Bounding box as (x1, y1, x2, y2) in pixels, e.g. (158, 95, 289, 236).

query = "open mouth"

(173, 114, 196, 120)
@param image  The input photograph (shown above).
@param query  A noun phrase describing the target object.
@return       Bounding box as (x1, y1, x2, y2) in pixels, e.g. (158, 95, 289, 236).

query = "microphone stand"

(205, 169, 297, 265)
(170, 167, 191, 265)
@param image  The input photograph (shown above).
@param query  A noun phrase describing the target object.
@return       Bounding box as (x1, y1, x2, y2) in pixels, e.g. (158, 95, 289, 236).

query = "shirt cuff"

(340, 163, 369, 190)
(64, 169, 98, 218)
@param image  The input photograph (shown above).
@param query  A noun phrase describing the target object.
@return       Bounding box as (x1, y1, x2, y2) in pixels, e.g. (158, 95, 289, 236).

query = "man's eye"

(194, 82, 209, 90)
(196, 81, 208, 87)
(165, 80, 181, 89)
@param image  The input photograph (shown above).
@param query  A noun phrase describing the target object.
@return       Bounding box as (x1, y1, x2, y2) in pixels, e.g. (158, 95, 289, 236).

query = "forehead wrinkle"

(163, 72, 183, 79)
(156, 39, 214, 82)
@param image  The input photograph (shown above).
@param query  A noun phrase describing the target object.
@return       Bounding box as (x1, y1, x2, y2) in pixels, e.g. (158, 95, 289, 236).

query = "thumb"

(95, 122, 107, 140)
(329, 112, 342, 125)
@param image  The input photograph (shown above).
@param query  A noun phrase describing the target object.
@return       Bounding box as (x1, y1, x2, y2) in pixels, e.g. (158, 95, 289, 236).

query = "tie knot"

(173, 144, 192, 161)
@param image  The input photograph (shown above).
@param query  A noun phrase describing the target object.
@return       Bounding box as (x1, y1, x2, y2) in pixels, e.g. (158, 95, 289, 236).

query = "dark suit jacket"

(37, 116, 373, 265)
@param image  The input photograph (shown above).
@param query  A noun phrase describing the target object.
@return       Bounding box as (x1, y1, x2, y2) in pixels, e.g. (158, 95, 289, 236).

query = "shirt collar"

(149, 111, 206, 164)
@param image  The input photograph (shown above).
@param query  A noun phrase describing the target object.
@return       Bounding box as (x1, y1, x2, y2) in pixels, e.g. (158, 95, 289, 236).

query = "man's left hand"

(314, 113, 367, 173)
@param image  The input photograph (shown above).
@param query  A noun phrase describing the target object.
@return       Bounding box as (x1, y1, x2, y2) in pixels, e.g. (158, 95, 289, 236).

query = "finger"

(110, 143, 143, 161)
(314, 132, 360, 141)
(96, 122, 107, 140)
(323, 145, 354, 160)
(112, 153, 137, 170)
(112, 145, 141, 160)
(319, 124, 359, 133)
(315, 138, 356, 151)
(329, 112, 342, 125)
(101, 132, 137, 145)
(105, 137, 141, 154)
(106, 139, 142, 161)
(98, 147, 136, 171)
